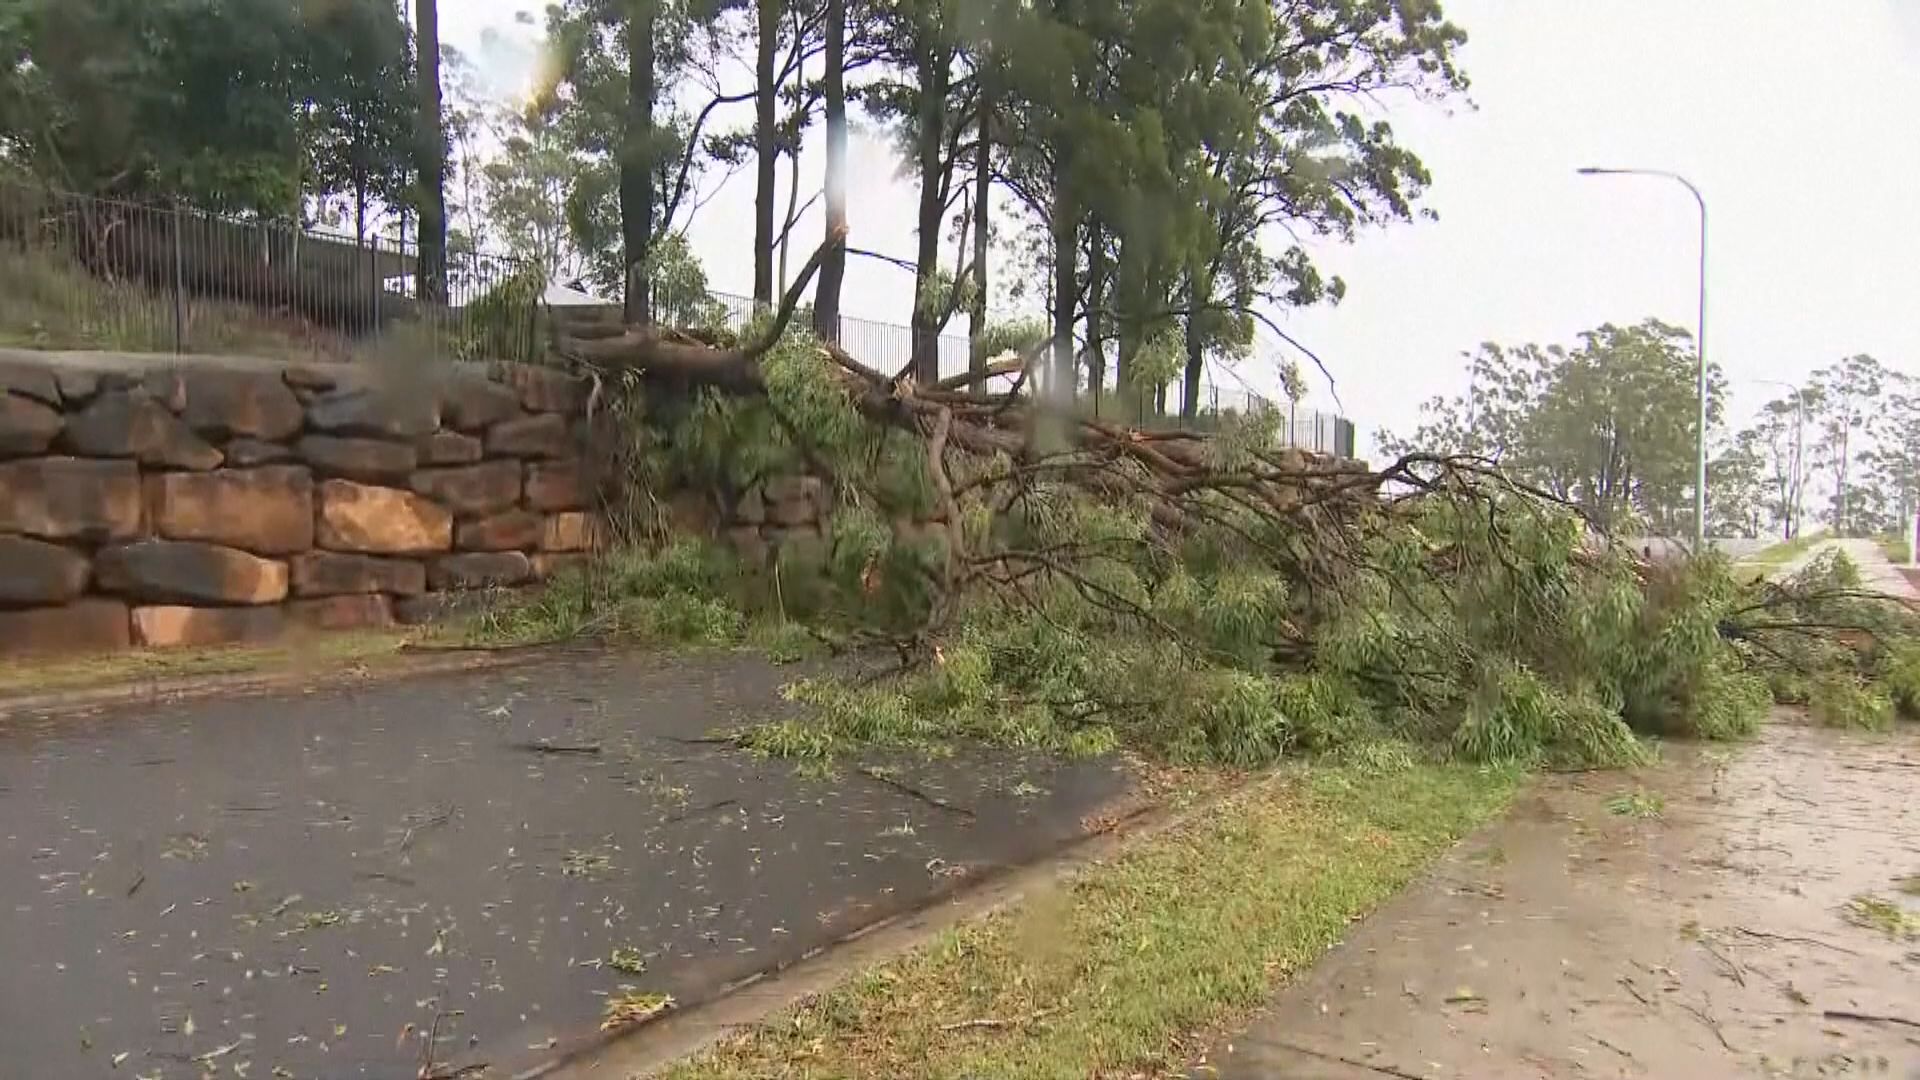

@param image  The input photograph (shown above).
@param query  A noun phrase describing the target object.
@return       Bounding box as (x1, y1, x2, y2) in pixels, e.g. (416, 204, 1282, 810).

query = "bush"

(1809, 674, 1895, 732)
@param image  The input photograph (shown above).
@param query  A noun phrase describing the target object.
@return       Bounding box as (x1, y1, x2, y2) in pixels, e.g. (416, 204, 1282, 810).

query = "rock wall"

(0, 350, 603, 654)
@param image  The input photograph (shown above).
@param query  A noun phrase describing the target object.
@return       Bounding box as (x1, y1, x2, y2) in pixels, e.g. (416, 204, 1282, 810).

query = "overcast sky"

(443, 1, 1920, 450)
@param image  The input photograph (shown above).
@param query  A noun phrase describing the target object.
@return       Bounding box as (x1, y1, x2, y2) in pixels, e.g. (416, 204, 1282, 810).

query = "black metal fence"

(0, 179, 540, 363)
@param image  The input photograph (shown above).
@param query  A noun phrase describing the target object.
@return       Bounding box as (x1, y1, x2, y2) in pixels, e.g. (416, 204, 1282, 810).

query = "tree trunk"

(967, 63, 992, 375)
(812, 0, 847, 341)
(908, 46, 948, 384)
(777, 147, 800, 292)
(1085, 225, 1105, 412)
(1180, 271, 1207, 421)
(620, 3, 657, 324)
(1049, 192, 1076, 401)
(413, 0, 447, 303)
(752, 0, 779, 307)
(353, 175, 368, 247)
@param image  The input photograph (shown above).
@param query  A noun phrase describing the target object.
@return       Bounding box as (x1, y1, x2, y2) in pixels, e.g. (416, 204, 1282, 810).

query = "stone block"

(726, 525, 770, 568)
(177, 368, 304, 440)
(531, 553, 592, 580)
(141, 369, 188, 411)
(429, 551, 532, 591)
(0, 393, 63, 456)
(288, 594, 393, 632)
(0, 536, 92, 606)
(665, 490, 716, 536)
(222, 438, 294, 466)
(485, 412, 570, 459)
(282, 364, 342, 393)
(298, 434, 417, 481)
(289, 552, 427, 597)
(131, 605, 285, 648)
(306, 387, 440, 438)
(96, 541, 290, 605)
(762, 474, 822, 504)
(0, 599, 130, 654)
(457, 510, 543, 552)
(316, 480, 453, 555)
(495, 363, 586, 414)
(541, 511, 605, 553)
(416, 431, 483, 466)
(0, 457, 142, 542)
(732, 485, 767, 525)
(55, 369, 100, 404)
(63, 389, 222, 469)
(766, 493, 819, 527)
(524, 460, 591, 511)
(0, 358, 60, 406)
(146, 466, 314, 555)
(410, 461, 522, 517)
(440, 375, 523, 430)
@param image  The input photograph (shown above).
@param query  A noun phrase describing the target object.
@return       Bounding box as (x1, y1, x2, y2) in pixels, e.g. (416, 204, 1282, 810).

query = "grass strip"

(664, 759, 1521, 1080)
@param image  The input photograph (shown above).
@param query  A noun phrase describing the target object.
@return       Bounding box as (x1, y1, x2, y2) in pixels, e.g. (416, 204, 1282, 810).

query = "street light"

(1577, 166, 1708, 551)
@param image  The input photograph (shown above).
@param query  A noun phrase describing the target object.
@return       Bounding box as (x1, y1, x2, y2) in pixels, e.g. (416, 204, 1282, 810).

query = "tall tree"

(812, 0, 848, 339)
(413, 0, 447, 302)
(752, 0, 781, 305)
(1384, 320, 1725, 534)
(1807, 354, 1887, 535)
(622, 2, 658, 322)
(305, 0, 418, 245)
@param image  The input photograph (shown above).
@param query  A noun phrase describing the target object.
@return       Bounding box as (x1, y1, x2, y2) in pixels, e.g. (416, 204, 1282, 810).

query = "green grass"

(1842, 894, 1918, 939)
(0, 628, 429, 698)
(1878, 533, 1913, 568)
(1737, 532, 1825, 572)
(661, 761, 1521, 1080)
(1607, 790, 1665, 819)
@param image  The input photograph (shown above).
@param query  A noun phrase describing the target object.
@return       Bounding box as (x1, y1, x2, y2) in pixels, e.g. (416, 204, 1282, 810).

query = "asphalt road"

(0, 650, 1131, 1079)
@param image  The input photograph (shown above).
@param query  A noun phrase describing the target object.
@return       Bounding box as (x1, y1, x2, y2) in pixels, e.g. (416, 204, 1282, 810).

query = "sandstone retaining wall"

(0, 350, 604, 654)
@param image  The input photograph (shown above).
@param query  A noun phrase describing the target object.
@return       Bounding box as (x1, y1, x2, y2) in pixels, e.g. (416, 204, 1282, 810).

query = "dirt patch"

(1199, 718, 1920, 1078)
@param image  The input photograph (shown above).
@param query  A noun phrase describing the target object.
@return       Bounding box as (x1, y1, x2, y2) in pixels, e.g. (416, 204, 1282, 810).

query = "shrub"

(1809, 674, 1895, 732)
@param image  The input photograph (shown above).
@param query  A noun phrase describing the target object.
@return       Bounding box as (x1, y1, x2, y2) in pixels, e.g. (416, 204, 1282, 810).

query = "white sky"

(443, 1, 1920, 450)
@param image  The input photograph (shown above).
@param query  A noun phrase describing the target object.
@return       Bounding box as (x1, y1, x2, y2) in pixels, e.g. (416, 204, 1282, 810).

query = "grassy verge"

(1737, 531, 1824, 572)
(661, 759, 1521, 1080)
(0, 627, 434, 699)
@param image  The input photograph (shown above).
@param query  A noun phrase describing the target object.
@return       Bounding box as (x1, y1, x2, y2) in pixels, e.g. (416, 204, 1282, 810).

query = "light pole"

(1577, 166, 1708, 551)
(1742, 378, 1805, 541)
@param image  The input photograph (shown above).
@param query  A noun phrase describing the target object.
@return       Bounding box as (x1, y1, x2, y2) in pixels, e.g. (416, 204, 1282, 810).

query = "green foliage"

(1878, 644, 1920, 719)
(1809, 674, 1895, 732)
(1382, 321, 1723, 534)
(0, 0, 417, 216)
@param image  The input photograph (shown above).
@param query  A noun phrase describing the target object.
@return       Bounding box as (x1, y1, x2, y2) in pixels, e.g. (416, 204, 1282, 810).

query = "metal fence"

(0, 178, 540, 363)
(691, 288, 1355, 457)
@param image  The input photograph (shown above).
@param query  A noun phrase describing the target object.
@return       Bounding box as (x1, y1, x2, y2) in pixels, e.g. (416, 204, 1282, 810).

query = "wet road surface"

(1199, 718, 1920, 1079)
(0, 651, 1130, 1079)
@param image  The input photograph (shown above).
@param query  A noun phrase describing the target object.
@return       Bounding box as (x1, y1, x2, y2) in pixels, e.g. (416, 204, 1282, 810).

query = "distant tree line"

(1384, 325, 1915, 542)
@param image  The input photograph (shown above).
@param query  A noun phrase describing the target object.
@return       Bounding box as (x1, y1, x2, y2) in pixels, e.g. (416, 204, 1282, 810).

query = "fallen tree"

(521, 239, 1919, 768)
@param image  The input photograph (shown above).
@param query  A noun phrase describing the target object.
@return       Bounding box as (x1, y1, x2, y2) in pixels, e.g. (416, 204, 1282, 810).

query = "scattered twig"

(938, 1007, 1056, 1032)
(1823, 1009, 1920, 1030)
(1696, 937, 1746, 986)
(664, 799, 740, 825)
(1259, 1038, 1427, 1080)
(664, 734, 737, 747)
(125, 870, 144, 898)
(857, 765, 976, 819)
(1617, 976, 1655, 1007)
(508, 740, 604, 756)
(1589, 1033, 1636, 1062)
(1731, 926, 1859, 955)
(1676, 999, 1736, 1052)
(354, 870, 418, 887)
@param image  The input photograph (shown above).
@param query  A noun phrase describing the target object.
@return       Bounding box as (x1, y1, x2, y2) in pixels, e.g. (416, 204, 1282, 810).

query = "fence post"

(170, 198, 186, 354)
(370, 234, 381, 328)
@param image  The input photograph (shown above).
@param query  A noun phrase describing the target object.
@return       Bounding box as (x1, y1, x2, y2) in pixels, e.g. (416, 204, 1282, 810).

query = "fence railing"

(689, 288, 1355, 457)
(0, 179, 540, 363)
